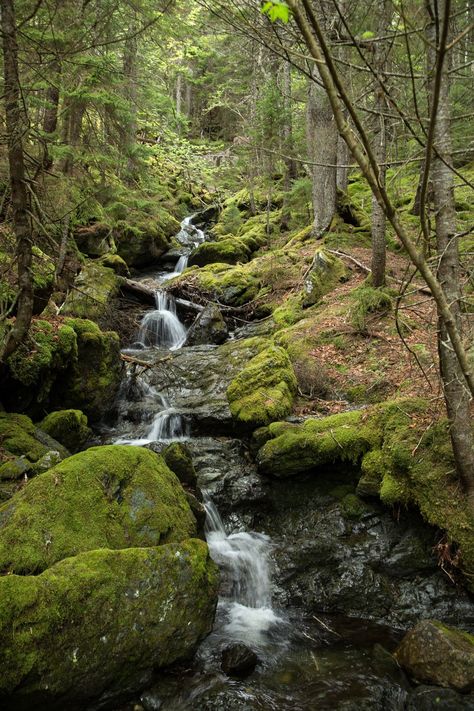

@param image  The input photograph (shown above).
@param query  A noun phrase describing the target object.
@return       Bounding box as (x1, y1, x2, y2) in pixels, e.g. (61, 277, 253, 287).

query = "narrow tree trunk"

(336, 134, 349, 192)
(281, 60, 296, 230)
(371, 0, 390, 286)
(0, 0, 33, 362)
(427, 0, 474, 502)
(41, 59, 61, 170)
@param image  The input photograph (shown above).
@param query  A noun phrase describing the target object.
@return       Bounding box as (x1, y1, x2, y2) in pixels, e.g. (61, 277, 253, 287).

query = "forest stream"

(93, 216, 474, 711)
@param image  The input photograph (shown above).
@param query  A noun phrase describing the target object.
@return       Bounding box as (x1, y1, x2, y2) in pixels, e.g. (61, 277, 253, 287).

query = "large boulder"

(61, 262, 120, 322)
(394, 620, 474, 692)
(226, 345, 297, 429)
(115, 213, 179, 268)
(0, 445, 197, 574)
(185, 304, 228, 346)
(0, 541, 218, 710)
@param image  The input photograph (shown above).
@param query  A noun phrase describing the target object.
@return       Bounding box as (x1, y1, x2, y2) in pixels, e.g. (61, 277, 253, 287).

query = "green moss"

(97, 253, 130, 276)
(0, 445, 198, 575)
(175, 263, 260, 307)
(350, 284, 392, 332)
(59, 319, 123, 420)
(189, 238, 250, 267)
(162, 442, 197, 487)
(0, 541, 218, 702)
(7, 321, 77, 401)
(273, 294, 305, 327)
(302, 249, 346, 308)
(357, 450, 384, 497)
(257, 409, 380, 478)
(0, 413, 52, 463)
(61, 262, 120, 322)
(227, 345, 297, 428)
(38, 410, 91, 453)
(340, 493, 371, 520)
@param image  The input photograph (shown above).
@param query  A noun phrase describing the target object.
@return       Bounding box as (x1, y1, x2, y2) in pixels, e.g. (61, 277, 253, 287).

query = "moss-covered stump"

(189, 238, 250, 267)
(227, 346, 297, 429)
(0, 540, 218, 710)
(56, 318, 123, 420)
(61, 262, 120, 322)
(257, 409, 379, 477)
(0, 445, 198, 575)
(394, 620, 474, 692)
(303, 249, 346, 308)
(38, 409, 91, 453)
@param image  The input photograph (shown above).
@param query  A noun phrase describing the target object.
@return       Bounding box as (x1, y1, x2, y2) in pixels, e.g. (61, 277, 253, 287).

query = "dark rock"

(162, 442, 197, 487)
(221, 643, 258, 677)
(406, 685, 474, 710)
(185, 305, 228, 346)
(395, 620, 474, 691)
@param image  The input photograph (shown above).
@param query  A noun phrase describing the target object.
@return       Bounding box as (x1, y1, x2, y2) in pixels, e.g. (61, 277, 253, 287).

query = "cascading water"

(204, 497, 282, 648)
(137, 290, 187, 350)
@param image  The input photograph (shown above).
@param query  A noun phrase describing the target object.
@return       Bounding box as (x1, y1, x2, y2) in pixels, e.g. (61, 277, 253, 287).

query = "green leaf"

(361, 31, 375, 39)
(261, 1, 291, 23)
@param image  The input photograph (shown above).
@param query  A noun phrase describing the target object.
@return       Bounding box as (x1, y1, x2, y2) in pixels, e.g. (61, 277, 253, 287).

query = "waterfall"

(137, 290, 186, 350)
(204, 497, 281, 646)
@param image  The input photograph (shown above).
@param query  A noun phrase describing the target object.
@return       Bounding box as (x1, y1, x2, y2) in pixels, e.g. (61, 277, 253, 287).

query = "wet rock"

(115, 214, 179, 268)
(406, 685, 474, 710)
(221, 643, 258, 677)
(395, 620, 474, 691)
(38, 409, 92, 453)
(185, 304, 228, 346)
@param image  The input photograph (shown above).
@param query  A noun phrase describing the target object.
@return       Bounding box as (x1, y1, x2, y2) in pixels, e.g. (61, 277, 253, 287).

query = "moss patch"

(61, 262, 120, 322)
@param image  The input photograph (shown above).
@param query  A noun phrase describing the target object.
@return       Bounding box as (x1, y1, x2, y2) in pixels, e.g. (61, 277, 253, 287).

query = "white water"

(161, 215, 205, 282)
(205, 497, 281, 646)
(137, 290, 187, 350)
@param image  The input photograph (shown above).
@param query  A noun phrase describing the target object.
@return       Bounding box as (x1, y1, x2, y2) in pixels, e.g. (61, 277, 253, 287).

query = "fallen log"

(119, 278, 204, 313)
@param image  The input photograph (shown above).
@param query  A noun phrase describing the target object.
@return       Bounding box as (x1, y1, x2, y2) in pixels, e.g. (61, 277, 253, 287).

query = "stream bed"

(99, 216, 474, 711)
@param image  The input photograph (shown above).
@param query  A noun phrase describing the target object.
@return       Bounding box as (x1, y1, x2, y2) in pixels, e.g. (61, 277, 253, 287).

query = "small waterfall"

(137, 290, 186, 350)
(175, 254, 188, 273)
(204, 497, 281, 646)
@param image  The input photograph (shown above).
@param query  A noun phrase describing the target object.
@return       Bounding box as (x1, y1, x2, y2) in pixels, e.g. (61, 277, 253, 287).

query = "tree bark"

(371, 0, 390, 287)
(0, 0, 34, 362)
(41, 59, 61, 170)
(427, 0, 474, 501)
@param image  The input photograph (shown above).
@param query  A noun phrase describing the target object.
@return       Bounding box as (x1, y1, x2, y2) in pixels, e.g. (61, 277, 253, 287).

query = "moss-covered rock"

(0, 540, 218, 710)
(303, 249, 346, 308)
(97, 253, 130, 276)
(115, 213, 179, 267)
(174, 263, 260, 307)
(61, 262, 120, 322)
(227, 345, 297, 428)
(0, 445, 197, 575)
(189, 238, 250, 267)
(162, 441, 197, 488)
(56, 318, 123, 420)
(395, 620, 474, 692)
(257, 409, 380, 477)
(38, 409, 91, 453)
(74, 222, 114, 257)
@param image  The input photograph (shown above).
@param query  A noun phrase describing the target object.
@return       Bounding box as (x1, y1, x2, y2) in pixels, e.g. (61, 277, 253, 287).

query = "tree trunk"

(427, 0, 474, 502)
(0, 0, 34, 362)
(123, 26, 138, 184)
(41, 59, 61, 170)
(306, 67, 337, 237)
(371, 0, 390, 287)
